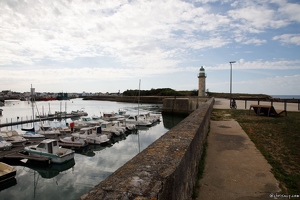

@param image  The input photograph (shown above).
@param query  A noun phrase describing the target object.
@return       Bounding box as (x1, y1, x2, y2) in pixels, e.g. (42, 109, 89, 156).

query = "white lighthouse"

(198, 66, 206, 97)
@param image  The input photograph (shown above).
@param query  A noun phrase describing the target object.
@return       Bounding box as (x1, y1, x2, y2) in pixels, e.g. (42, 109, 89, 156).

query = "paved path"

(197, 99, 283, 200)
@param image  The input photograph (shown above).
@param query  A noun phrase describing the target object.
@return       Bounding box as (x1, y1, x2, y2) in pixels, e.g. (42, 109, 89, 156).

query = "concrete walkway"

(197, 99, 283, 200)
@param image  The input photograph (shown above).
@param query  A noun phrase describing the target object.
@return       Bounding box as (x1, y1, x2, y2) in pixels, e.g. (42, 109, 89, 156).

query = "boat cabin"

(81, 117, 92, 122)
(127, 115, 138, 121)
(32, 139, 60, 154)
(101, 121, 114, 129)
(80, 127, 94, 135)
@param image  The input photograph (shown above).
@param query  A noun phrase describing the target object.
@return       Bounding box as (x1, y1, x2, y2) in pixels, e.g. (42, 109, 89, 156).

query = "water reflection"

(162, 113, 188, 129)
(26, 159, 75, 179)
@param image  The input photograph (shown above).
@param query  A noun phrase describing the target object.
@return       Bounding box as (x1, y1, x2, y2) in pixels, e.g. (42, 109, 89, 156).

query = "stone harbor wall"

(162, 97, 210, 115)
(80, 98, 215, 200)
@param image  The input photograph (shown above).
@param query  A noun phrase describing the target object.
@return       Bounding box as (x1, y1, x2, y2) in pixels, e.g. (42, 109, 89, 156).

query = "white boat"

(59, 136, 88, 148)
(37, 128, 64, 139)
(71, 109, 88, 116)
(0, 130, 28, 146)
(0, 136, 12, 151)
(73, 119, 90, 130)
(72, 127, 110, 145)
(0, 162, 16, 183)
(115, 118, 137, 131)
(124, 115, 152, 127)
(22, 131, 45, 141)
(80, 116, 101, 125)
(101, 121, 124, 136)
(111, 121, 127, 134)
(138, 112, 161, 123)
(102, 112, 124, 121)
(24, 139, 75, 164)
(59, 126, 73, 134)
(91, 115, 105, 123)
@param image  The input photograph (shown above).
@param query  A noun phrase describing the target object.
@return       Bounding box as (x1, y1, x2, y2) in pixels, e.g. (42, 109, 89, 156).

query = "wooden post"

(284, 100, 287, 111)
(271, 100, 273, 106)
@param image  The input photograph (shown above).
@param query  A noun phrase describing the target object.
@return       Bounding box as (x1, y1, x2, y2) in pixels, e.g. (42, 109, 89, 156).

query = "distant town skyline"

(0, 0, 299, 95)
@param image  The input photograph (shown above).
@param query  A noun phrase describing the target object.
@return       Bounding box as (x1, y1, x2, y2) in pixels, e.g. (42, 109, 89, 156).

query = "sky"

(0, 0, 300, 95)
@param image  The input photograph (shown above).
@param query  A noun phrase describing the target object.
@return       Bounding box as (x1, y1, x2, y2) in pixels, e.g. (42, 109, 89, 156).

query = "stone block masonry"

(80, 98, 215, 200)
(162, 97, 210, 115)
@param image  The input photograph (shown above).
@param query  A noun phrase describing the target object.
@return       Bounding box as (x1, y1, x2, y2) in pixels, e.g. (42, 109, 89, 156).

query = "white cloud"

(233, 74, 300, 95)
(228, 2, 289, 33)
(278, 1, 300, 23)
(206, 59, 300, 70)
(273, 34, 300, 46)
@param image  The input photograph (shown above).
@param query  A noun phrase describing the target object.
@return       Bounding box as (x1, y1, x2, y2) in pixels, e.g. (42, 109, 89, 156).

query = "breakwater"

(80, 98, 214, 200)
(162, 97, 209, 115)
(84, 96, 210, 115)
(83, 95, 167, 104)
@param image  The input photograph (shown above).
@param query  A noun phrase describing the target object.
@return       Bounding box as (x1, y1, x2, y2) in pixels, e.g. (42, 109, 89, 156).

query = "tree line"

(123, 88, 198, 96)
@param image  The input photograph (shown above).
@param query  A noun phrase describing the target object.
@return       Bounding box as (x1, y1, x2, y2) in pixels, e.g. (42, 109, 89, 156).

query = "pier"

(0, 113, 82, 128)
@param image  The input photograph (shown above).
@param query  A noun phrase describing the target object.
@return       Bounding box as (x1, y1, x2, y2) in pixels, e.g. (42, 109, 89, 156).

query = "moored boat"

(101, 121, 124, 136)
(24, 139, 75, 164)
(138, 112, 161, 123)
(59, 136, 88, 149)
(80, 116, 101, 126)
(21, 128, 45, 141)
(72, 127, 110, 145)
(71, 109, 88, 116)
(37, 128, 64, 139)
(0, 162, 16, 183)
(124, 115, 152, 127)
(0, 136, 12, 151)
(0, 130, 28, 147)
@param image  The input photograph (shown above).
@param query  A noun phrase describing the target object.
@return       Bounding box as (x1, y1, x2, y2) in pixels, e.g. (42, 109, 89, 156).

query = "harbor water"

(0, 98, 185, 200)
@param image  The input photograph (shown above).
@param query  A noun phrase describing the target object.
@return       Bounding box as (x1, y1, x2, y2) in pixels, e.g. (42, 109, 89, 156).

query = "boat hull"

(24, 147, 74, 164)
(0, 162, 17, 183)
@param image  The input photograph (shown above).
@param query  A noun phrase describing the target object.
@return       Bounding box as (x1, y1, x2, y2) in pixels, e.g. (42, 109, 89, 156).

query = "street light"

(229, 61, 236, 108)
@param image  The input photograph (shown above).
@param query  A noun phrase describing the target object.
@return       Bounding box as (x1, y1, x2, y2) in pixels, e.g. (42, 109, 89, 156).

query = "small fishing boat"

(22, 131, 45, 141)
(37, 127, 63, 139)
(124, 115, 152, 127)
(101, 121, 124, 136)
(24, 139, 75, 164)
(114, 118, 137, 131)
(0, 136, 12, 151)
(71, 109, 88, 116)
(138, 112, 161, 123)
(21, 128, 45, 141)
(72, 127, 110, 145)
(59, 136, 88, 148)
(80, 116, 101, 126)
(0, 130, 28, 147)
(0, 162, 16, 183)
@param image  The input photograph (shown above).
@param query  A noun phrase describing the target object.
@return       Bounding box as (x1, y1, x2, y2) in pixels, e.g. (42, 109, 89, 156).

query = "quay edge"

(80, 98, 214, 200)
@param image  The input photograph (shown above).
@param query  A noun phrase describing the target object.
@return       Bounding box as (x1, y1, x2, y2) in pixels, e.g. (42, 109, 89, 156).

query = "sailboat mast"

(137, 79, 141, 153)
(31, 84, 35, 127)
(138, 79, 141, 115)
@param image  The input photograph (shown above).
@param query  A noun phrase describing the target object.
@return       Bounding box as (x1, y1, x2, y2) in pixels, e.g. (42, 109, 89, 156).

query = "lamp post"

(229, 61, 236, 107)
